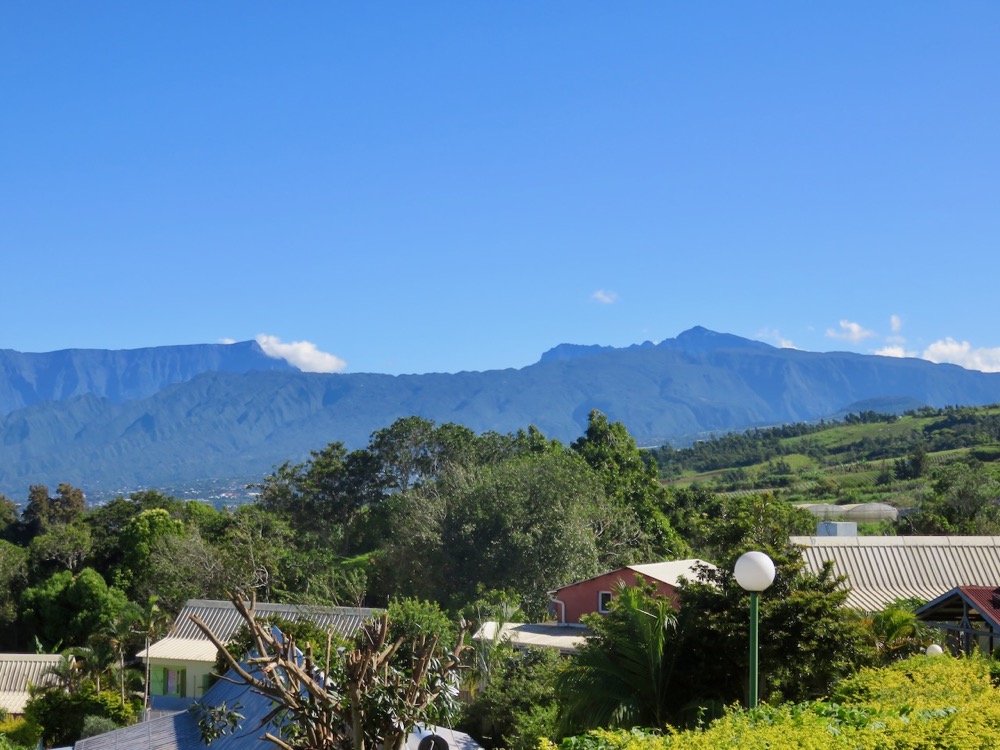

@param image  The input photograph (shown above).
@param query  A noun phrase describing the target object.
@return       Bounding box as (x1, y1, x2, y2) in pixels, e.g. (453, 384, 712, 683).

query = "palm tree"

(862, 602, 930, 664)
(71, 638, 117, 693)
(466, 599, 523, 695)
(105, 603, 143, 706)
(135, 596, 172, 711)
(556, 581, 677, 732)
(42, 652, 82, 692)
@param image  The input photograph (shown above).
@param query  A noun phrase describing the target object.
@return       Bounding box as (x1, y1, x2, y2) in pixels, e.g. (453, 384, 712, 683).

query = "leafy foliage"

(459, 647, 563, 750)
(557, 581, 678, 731)
(23, 684, 135, 748)
(546, 655, 1000, 749)
(21, 568, 129, 650)
(192, 593, 469, 750)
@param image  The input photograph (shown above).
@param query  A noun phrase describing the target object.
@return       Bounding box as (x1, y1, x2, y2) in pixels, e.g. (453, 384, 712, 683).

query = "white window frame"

(598, 590, 613, 613)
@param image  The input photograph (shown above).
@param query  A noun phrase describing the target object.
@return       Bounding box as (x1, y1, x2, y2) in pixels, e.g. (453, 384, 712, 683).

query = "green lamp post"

(734, 550, 775, 709)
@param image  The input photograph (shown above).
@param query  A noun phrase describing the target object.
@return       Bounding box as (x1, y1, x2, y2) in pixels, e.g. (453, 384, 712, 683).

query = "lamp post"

(734, 550, 775, 709)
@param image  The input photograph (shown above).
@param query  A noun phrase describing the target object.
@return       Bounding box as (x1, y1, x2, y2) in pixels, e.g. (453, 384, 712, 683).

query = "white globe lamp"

(735, 551, 776, 592)
(734, 551, 775, 708)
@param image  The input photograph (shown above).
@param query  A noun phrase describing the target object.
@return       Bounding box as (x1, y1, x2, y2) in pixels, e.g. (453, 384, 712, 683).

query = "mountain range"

(3, 327, 1000, 500)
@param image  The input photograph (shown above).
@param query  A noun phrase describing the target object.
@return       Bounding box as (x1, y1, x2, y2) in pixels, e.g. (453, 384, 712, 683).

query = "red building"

(548, 560, 715, 624)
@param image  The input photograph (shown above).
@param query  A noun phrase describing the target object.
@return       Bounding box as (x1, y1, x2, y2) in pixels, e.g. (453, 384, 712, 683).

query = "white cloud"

(756, 328, 797, 349)
(890, 314, 902, 333)
(874, 345, 916, 358)
(591, 289, 618, 304)
(217, 338, 236, 345)
(826, 319, 876, 343)
(921, 338, 1000, 373)
(255, 334, 347, 373)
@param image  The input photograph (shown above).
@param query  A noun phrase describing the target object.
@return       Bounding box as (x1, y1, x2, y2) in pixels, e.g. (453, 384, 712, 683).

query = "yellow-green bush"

(545, 655, 1000, 750)
(0, 715, 40, 749)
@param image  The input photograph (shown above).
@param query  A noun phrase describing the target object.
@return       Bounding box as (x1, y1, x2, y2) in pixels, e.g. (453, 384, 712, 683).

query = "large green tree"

(379, 450, 609, 615)
(572, 410, 686, 560)
(21, 568, 129, 650)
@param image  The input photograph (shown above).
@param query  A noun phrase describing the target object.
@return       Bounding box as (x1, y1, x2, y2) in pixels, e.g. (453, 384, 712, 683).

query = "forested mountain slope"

(0, 340, 295, 415)
(3, 327, 1000, 496)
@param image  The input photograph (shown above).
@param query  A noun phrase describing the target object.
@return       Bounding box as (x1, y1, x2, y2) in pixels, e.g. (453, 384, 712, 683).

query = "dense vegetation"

(2, 406, 999, 747)
(650, 404, 1000, 534)
(546, 655, 1000, 749)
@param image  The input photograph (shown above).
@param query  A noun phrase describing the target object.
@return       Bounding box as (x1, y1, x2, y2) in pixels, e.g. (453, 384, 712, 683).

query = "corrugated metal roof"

(0, 654, 61, 714)
(138, 599, 378, 662)
(474, 622, 590, 654)
(141, 638, 217, 663)
(791, 536, 1000, 611)
(75, 665, 482, 750)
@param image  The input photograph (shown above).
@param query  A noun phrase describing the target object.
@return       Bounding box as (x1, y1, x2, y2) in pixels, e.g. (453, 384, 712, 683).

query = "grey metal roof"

(75, 668, 481, 750)
(791, 535, 1000, 611)
(0, 654, 61, 714)
(138, 599, 379, 662)
(474, 622, 590, 654)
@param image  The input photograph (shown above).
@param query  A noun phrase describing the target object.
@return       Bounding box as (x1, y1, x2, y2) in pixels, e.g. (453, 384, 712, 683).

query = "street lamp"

(734, 551, 775, 709)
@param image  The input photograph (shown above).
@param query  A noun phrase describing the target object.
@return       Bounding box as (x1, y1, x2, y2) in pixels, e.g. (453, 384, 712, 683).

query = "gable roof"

(791, 535, 1000, 611)
(916, 585, 1000, 632)
(138, 599, 379, 663)
(627, 560, 717, 586)
(0, 654, 62, 714)
(550, 559, 716, 594)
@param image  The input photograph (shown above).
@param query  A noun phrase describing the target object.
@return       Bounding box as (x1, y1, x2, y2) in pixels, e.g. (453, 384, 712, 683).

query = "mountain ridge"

(0, 340, 296, 416)
(2, 328, 999, 498)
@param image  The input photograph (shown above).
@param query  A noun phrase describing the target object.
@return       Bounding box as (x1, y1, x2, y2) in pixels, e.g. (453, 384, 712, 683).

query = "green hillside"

(650, 405, 1000, 532)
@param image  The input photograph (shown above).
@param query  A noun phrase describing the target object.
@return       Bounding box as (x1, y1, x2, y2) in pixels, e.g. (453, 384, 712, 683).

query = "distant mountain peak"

(662, 327, 775, 353)
(539, 327, 772, 364)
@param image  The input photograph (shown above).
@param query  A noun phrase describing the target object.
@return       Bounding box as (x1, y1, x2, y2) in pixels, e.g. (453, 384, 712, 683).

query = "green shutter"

(150, 667, 165, 696)
(178, 668, 187, 698)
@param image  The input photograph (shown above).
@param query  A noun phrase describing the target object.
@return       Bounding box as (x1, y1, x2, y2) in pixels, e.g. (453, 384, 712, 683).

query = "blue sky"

(2, 3, 998, 375)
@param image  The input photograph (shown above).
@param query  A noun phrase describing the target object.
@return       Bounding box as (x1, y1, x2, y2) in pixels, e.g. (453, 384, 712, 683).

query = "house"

(791, 534, 1000, 611)
(548, 560, 716, 624)
(137, 598, 377, 711)
(0, 654, 62, 715)
(473, 621, 589, 654)
(74, 655, 481, 750)
(915, 586, 1000, 656)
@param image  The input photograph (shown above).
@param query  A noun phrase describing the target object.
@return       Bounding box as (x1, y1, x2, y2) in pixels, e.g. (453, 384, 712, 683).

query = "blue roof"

(74, 671, 285, 750)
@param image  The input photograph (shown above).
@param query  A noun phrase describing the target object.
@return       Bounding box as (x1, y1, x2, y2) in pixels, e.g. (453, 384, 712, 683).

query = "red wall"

(550, 569, 679, 623)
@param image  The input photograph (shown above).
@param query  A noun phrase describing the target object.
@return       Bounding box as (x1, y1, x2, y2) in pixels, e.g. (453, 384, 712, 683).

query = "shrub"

(80, 714, 122, 738)
(546, 654, 1000, 750)
(0, 715, 38, 749)
(23, 686, 135, 747)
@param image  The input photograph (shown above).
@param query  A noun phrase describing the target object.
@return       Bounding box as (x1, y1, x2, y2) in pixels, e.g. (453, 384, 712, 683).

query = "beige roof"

(475, 622, 590, 654)
(0, 654, 62, 714)
(791, 535, 1000, 611)
(627, 560, 717, 586)
(138, 599, 379, 663)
